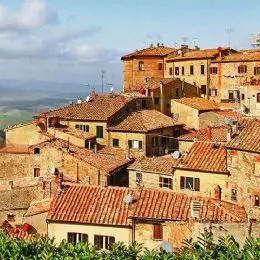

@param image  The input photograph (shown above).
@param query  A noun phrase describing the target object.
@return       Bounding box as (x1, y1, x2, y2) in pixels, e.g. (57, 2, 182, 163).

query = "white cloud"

(0, 0, 57, 31)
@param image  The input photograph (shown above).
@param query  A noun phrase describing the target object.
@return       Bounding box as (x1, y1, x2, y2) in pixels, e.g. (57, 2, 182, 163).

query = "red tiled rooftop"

(227, 118, 260, 153)
(56, 127, 96, 140)
(121, 46, 175, 59)
(108, 109, 181, 133)
(24, 200, 51, 217)
(214, 110, 245, 122)
(173, 97, 220, 111)
(47, 185, 246, 225)
(0, 146, 31, 154)
(219, 102, 241, 110)
(177, 142, 228, 173)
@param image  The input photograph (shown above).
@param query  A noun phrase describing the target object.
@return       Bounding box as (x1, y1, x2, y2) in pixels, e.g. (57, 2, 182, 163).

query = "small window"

(159, 176, 173, 189)
(112, 139, 119, 147)
(201, 65, 205, 75)
(254, 67, 260, 75)
(158, 63, 163, 70)
(67, 233, 88, 245)
(75, 124, 80, 129)
(94, 235, 115, 250)
(34, 148, 40, 154)
(210, 88, 217, 97)
(228, 92, 234, 100)
(152, 136, 158, 147)
(33, 168, 40, 178)
(210, 67, 218, 74)
(76, 125, 89, 132)
(180, 176, 200, 191)
(169, 67, 173, 75)
(182, 66, 185, 75)
(238, 65, 247, 74)
(154, 97, 160, 105)
(257, 93, 260, 103)
(231, 189, 237, 202)
(241, 93, 245, 100)
(175, 67, 179, 75)
(7, 214, 15, 222)
(153, 223, 163, 240)
(128, 140, 142, 149)
(139, 61, 144, 71)
(190, 65, 194, 75)
(136, 172, 142, 184)
(201, 85, 207, 95)
(96, 126, 103, 138)
(255, 195, 260, 207)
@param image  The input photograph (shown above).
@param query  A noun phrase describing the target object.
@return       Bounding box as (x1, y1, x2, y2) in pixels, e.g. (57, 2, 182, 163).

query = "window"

(33, 168, 40, 178)
(257, 93, 260, 103)
(182, 66, 185, 75)
(34, 148, 40, 154)
(94, 235, 115, 250)
(175, 67, 179, 75)
(136, 172, 142, 184)
(255, 195, 260, 206)
(128, 140, 142, 149)
(154, 97, 160, 105)
(228, 92, 234, 100)
(180, 176, 200, 191)
(254, 67, 260, 75)
(153, 223, 163, 240)
(176, 88, 180, 97)
(76, 124, 89, 132)
(238, 65, 247, 74)
(201, 65, 205, 75)
(138, 61, 144, 71)
(210, 67, 218, 74)
(210, 88, 217, 97)
(112, 139, 119, 147)
(159, 176, 173, 189)
(173, 129, 181, 138)
(96, 126, 103, 138)
(7, 214, 15, 222)
(169, 67, 173, 75)
(190, 65, 194, 75)
(231, 189, 237, 202)
(67, 233, 88, 245)
(201, 85, 207, 95)
(158, 63, 163, 70)
(241, 93, 245, 100)
(152, 136, 158, 147)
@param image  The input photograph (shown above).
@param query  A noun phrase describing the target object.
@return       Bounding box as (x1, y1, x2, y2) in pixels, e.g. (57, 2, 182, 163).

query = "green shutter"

(139, 141, 142, 149)
(96, 126, 103, 138)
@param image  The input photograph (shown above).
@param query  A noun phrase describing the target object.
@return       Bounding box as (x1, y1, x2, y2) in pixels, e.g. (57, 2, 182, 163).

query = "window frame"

(34, 148, 40, 154)
(153, 223, 163, 240)
(180, 176, 200, 191)
(175, 67, 179, 76)
(138, 61, 144, 71)
(238, 65, 247, 74)
(112, 138, 120, 147)
(210, 67, 218, 74)
(181, 66, 185, 75)
(254, 67, 260, 75)
(201, 85, 207, 95)
(67, 232, 88, 245)
(231, 189, 238, 202)
(201, 65, 205, 75)
(255, 195, 260, 207)
(190, 65, 194, 75)
(159, 176, 173, 189)
(33, 168, 40, 178)
(169, 67, 173, 76)
(94, 235, 115, 250)
(136, 172, 142, 184)
(128, 140, 142, 150)
(96, 126, 104, 138)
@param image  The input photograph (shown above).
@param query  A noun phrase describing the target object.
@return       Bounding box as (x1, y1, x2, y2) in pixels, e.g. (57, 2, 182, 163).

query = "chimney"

(157, 42, 160, 48)
(206, 127, 212, 140)
(214, 185, 222, 200)
(217, 46, 222, 59)
(181, 44, 189, 53)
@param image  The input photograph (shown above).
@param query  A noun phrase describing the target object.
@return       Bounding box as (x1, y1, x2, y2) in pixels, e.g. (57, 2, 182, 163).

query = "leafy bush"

(0, 232, 259, 259)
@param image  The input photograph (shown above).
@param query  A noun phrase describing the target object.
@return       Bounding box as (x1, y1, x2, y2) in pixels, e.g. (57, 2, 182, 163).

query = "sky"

(0, 0, 259, 90)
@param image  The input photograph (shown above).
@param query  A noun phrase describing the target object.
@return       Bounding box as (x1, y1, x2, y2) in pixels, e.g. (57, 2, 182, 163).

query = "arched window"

(138, 61, 144, 71)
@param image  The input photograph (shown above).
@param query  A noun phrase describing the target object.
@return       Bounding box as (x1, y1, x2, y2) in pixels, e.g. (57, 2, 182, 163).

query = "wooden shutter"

(139, 141, 143, 149)
(195, 178, 200, 191)
(128, 140, 132, 148)
(159, 176, 163, 187)
(180, 176, 185, 189)
(169, 178, 173, 189)
(153, 224, 163, 240)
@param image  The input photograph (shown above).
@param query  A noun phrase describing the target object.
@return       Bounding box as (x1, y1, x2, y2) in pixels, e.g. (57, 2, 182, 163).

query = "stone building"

(171, 97, 220, 129)
(47, 185, 255, 251)
(121, 44, 175, 91)
(165, 48, 236, 98)
(210, 50, 260, 102)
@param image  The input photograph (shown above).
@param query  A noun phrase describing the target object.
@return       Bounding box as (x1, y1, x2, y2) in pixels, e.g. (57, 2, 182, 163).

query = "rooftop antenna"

(225, 27, 234, 48)
(101, 70, 105, 94)
(107, 83, 114, 93)
(191, 37, 199, 48)
(251, 33, 260, 49)
(181, 36, 189, 45)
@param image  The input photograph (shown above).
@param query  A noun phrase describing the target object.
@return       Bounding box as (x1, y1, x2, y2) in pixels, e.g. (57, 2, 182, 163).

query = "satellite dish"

(49, 167, 56, 175)
(172, 151, 180, 159)
(86, 96, 90, 102)
(123, 194, 133, 205)
(160, 241, 173, 253)
(77, 99, 82, 104)
(177, 49, 182, 55)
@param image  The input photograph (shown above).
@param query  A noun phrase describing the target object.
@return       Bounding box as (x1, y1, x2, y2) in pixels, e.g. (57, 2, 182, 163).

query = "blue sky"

(0, 0, 259, 90)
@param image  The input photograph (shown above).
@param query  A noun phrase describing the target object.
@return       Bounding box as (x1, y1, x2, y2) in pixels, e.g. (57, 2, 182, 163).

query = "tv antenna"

(101, 70, 105, 94)
(225, 27, 234, 47)
(107, 83, 114, 93)
(181, 36, 189, 45)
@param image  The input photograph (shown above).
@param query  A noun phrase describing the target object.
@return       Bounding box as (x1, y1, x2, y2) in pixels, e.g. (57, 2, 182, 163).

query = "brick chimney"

(206, 127, 212, 140)
(214, 185, 222, 200)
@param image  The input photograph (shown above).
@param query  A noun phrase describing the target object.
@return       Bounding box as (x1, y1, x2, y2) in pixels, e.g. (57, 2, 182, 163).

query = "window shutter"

(195, 178, 200, 191)
(128, 140, 132, 148)
(180, 176, 185, 189)
(159, 176, 163, 187)
(169, 178, 173, 189)
(153, 224, 163, 240)
(139, 141, 143, 149)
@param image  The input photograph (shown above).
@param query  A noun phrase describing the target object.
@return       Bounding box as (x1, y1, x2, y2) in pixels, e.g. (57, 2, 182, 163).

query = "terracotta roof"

(107, 110, 180, 133)
(128, 155, 181, 174)
(31, 138, 131, 175)
(37, 94, 136, 121)
(173, 97, 220, 111)
(0, 146, 31, 154)
(212, 50, 260, 63)
(177, 142, 228, 173)
(179, 126, 228, 142)
(214, 110, 245, 122)
(219, 102, 241, 110)
(121, 46, 175, 59)
(56, 127, 96, 140)
(167, 48, 230, 61)
(24, 200, 51, 217)
(227, 118, 260, 153)
(47, 185, 246, 225)
(134, 77, 177, 90)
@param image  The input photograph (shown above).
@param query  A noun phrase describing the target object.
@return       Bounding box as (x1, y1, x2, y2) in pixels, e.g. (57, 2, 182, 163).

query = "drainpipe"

(160, 82, 164, 113)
